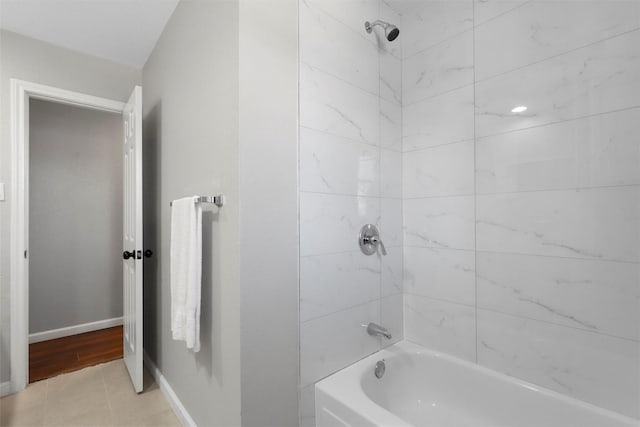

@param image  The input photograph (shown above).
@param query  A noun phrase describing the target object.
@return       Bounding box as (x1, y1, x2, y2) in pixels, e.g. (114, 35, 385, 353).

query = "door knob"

(144, 249, 153, 258)
(123, 250, 135, 260)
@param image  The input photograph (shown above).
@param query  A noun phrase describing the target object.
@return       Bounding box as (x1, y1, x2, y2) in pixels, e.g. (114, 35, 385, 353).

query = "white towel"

(170, 196, 202, 352)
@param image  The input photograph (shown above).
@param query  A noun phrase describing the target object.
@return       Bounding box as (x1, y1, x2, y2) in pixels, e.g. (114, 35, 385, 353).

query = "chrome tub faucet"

(367, 322, 392, 340)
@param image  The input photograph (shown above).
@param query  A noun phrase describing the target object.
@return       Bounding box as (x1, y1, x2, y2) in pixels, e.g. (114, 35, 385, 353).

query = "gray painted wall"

(0, 30, 141, 383)
(143, 1, 300, 424)
(29, 99, 122, 334)
(141, 1, 241, 425)
(238, 0, 299, 425)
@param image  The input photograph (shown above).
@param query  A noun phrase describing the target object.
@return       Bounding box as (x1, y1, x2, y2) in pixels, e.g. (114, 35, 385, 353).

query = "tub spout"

(367, 322, 392, 340)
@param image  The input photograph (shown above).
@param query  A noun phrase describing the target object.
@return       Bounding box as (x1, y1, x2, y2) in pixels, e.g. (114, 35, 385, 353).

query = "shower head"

(365, 20, 400, 42)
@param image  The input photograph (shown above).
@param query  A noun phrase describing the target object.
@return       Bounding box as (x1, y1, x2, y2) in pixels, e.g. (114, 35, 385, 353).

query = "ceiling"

(0, 0, 180, 68)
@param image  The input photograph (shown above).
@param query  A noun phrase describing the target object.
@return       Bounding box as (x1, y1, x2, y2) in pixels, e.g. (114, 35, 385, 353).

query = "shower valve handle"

(369, 235, 387, 256)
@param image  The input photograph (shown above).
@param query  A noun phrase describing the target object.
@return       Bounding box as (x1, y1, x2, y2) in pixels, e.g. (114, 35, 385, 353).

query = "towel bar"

(170, 195, 224, 208)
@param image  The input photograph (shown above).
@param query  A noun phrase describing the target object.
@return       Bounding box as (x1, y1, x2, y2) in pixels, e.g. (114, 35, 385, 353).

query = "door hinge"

(24, 250, 27, 259)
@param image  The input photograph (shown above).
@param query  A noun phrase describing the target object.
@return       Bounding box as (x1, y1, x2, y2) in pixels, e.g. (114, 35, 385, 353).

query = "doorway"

(27, 99, 123, 382)
(9, 80, 144, 395)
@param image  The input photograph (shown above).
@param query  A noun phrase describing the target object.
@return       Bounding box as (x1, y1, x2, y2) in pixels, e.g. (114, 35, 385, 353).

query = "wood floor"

(29, 326, 123, 383)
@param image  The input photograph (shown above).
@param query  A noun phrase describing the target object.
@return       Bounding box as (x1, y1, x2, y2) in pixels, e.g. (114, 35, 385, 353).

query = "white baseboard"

(29, 317, 123, 344)
(1, 381, 12, 397)
(143, 351, 196, 427)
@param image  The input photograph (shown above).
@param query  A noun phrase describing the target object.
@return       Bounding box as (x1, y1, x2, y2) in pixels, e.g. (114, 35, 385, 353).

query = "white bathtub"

(315, 341, 638, 427)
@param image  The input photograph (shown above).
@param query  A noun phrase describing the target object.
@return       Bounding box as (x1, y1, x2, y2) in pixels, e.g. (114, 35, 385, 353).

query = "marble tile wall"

(298, 0, 404, 425)
(401, 0, 640, 420)
(401, 0, 477, 373)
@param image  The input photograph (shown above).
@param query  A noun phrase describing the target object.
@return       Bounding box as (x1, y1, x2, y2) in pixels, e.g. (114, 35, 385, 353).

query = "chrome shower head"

(365, 20, 400, 42)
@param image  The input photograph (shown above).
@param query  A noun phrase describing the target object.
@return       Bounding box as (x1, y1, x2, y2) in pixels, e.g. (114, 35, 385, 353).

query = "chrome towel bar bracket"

(169, 195, 224, 208)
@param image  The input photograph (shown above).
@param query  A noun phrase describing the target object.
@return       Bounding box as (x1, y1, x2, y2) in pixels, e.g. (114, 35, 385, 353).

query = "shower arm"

(365, 20, 388, 33)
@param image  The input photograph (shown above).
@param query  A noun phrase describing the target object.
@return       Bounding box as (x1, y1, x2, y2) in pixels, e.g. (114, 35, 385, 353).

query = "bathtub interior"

(317, 341, 639, 427)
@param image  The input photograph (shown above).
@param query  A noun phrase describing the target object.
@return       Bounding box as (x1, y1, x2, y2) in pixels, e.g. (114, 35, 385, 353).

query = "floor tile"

(0, 359, 179, 427)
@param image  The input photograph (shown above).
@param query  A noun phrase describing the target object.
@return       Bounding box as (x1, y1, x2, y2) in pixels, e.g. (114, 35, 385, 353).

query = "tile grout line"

(476, 183, 640, 196)
(405, 292, 640, 344)
(402, 26, 640, 108)
(377, 0, 384, 354)
(401, 0, 533, 63)
(404, 193, 475, 199)
(301, 125, 402, 153)
(405, 292, 475, 309)
(99, 364, 116, 424)
(473, 0, 533, 30)
(41, 377, 50, 424)
(472, 0, 479, 365)
(402, 138, 473, 153)
(403, 245, 475, 253)
(399, 11, 406, 345)
(475, 105, 640, 140)
(476, 306, 640, 344)
(301, 297, 385, 325)
(474, 25, 640, 86)
(403, 28, 473, 62)
(302, 125, 402, 152)
(301, 189, 403, 199)
(401, 82, 472, 109)
(301, 245, 403, 259)
(402, 105, 640, 150)
(301, 61, 401, 107)
(296, 0, 303, 418)
(402, 183, 640, 200)
(403, 245, 640, 266)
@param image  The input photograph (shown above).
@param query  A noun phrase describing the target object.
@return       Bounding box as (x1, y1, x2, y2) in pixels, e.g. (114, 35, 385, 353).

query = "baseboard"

(0, 381, 12, 397)
(143, 351, 196, 427)
(29, 317, 123, 344)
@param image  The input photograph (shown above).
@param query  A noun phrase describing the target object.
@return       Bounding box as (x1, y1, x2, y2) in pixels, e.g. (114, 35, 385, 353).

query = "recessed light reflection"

(511, 105, 528, 113)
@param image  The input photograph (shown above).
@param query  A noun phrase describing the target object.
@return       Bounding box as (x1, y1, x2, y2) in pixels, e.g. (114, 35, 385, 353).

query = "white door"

(122, 86, 143, 393)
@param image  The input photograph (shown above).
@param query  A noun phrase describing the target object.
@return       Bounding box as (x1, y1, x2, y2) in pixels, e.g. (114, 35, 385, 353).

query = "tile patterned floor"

(0, 360, 181, 426)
